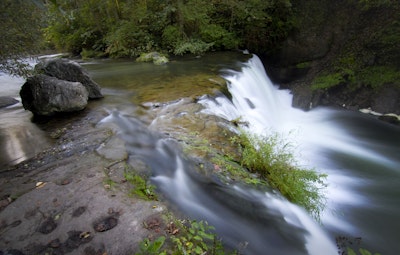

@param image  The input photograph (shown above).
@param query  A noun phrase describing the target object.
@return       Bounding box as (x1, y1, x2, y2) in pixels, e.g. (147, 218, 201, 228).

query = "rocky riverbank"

(0, 103, 170, 254)
(0, 88, 240, 255)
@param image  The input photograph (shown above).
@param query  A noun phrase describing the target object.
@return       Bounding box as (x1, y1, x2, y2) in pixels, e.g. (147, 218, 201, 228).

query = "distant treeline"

(44, 0, 294, 58)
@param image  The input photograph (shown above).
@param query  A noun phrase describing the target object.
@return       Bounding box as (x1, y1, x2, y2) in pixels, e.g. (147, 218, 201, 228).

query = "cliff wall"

(265, 0, 400, 117)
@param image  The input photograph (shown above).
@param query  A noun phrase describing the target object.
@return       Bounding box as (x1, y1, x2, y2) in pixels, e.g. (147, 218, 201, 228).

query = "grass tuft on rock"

(231, 131, 327, 220)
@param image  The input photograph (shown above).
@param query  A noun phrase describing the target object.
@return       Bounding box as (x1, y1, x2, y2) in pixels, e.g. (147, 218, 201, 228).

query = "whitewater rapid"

(199, 54, 400, 254)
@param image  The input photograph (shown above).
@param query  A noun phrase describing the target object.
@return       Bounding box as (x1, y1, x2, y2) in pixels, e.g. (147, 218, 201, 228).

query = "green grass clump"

(232, 132, 327, 219)
(124, 171, 158, 201)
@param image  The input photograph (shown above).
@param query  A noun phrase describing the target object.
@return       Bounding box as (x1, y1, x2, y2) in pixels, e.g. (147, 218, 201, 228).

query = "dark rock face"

(35, 59, 103, 99)
(20, 74, 89, 116)
(265, 0, 400, 116)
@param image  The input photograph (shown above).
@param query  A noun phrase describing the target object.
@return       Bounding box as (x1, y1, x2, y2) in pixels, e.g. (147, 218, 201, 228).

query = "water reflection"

(0, 106, 52, 169)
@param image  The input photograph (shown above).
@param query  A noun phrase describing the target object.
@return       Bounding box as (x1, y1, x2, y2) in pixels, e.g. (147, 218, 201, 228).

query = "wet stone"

(72, 206, 86, 217)
(37, 218, 57, 234)
(0, 198, 11, 211)
(83, 244, 106, 255)
(9, 220, 22, 228)
(0, 249, 26, 255)
(93, 216, 118, 232)
(48, 238, 62, 248)
(24, 243, 48, 255)
(64, 230, 93, 252)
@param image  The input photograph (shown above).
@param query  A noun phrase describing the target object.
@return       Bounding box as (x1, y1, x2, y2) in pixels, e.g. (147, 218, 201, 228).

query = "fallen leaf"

(36, 182, 46, 189)
(79, 231, 91, 239)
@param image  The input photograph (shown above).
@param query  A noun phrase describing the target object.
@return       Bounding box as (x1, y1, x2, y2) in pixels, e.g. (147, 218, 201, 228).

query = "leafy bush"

(136, 236, 167, 255)
(162, 25, 183, 51)
(232, 132, 327, 219)
(105, 21, 156, 58)
(135, 220, 233, 255)
(44, 0, 295, 57)
(171, 220, 225, 255)
(200, 24, 239, 50)
(173, 39, 213, 56)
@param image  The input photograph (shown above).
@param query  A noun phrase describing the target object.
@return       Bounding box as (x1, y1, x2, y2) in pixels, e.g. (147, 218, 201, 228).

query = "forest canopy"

(0, 0, 46, 76)
(44, 0, 294, 58)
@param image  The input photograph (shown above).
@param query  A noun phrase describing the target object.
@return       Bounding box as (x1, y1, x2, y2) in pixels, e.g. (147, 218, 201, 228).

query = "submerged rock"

(20, 74, 89, 116)
(0, 96, 18, 108)
(35, 58, 103, 99)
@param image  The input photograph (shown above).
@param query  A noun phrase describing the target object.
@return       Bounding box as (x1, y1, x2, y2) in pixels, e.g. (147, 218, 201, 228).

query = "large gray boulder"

(35, 58, 103, 99)
(20, 74, 89, 116)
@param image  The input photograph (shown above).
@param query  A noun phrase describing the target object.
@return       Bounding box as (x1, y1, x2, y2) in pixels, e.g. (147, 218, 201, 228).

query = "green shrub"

(105, 21, 156, 58)
(200, 24, 239, 50)
(135, 219, 234, 255)
(232, 132, 327, 219)
(136, 236, 167, 255)
(173, 39, 213, 56)
(162, 25, 183, 51)
(171, 220, 225, 255)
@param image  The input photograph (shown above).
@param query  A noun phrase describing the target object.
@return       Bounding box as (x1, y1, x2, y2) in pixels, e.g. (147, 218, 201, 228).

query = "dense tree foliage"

(0, 0, 46, 76)
(44, 0, 294, 58)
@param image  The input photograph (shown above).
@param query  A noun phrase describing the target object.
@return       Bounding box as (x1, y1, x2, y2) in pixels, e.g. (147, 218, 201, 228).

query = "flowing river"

(199, 55, 400, 255)
(1, 52, 399, 254)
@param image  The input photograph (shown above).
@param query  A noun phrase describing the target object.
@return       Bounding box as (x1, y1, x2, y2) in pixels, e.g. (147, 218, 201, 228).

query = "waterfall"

(99, 110, 337, 255)
(199, 54, 400, 255)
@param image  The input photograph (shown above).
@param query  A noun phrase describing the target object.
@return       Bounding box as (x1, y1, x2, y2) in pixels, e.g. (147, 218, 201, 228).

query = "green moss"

(295, 61, 312, 69)
(311, 72, 345, 90)
(358, 66, 400, 89)
(136, 52, 169, 65)
(312, 64, 400, 91)
(124, 171, 158, 201)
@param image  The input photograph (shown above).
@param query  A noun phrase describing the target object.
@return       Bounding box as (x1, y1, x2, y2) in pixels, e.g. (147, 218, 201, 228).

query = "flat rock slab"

(0, 107, 166, 255)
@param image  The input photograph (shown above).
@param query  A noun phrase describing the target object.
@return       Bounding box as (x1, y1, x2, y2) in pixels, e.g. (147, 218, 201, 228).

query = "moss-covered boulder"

(136, 52, 169, 65)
